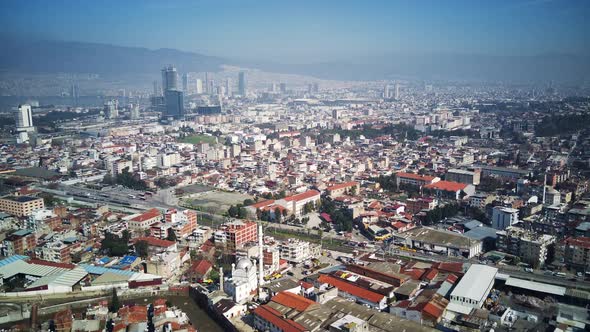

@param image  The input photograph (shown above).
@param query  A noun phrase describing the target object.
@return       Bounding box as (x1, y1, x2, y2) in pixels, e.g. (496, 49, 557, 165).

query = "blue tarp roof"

(99, 257, 111, 264)
(79, 264, 135, 276)
(119, 256, 137, 265)
(0, 255, 28, 267)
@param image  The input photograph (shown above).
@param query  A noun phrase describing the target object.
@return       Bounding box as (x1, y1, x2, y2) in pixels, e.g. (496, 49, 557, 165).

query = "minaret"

(219, 267, 224, 292)
(258, 224, 264, 290)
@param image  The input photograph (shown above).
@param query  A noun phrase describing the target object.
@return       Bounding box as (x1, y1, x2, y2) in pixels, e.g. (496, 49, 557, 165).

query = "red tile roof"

(318, 274, 384, 303)
(253, 305, 307, 332)
(424, 180, 467, 192)
(422, 301, 445, 320)
(249, 200, 275, 209)
(271, 291, 316, 312)
(284, 190, 320, 202)
(131, 208, 161, 222)
(191, 259, 213, 276)
(326, 182, 359, 192)
(27, 259, 76, 269)
(423, 268, 439, 281)
(436, 262, 464, 274)
(565, 237, 590, 249)
(133, 236, 176, 248)
(397, 172, 435, 182)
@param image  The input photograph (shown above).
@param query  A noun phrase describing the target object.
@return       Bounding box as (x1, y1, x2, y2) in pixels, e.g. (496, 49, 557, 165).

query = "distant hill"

(0, 39, 224, 76)
(0, 38, 588, 83)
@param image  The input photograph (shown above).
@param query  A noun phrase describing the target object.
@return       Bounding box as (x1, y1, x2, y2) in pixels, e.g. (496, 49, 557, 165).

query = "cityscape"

(0, 1, 589, 331)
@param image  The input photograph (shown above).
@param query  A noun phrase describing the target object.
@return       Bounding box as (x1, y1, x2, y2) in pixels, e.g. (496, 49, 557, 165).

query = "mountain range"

(1, 39, 589, 83)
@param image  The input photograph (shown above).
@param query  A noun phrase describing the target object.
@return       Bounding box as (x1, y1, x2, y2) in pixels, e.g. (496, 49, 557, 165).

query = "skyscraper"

(161, 65, 178, 91)
(238, 71, 246, 96)
(394, 82, 400, 100)
(195, 79, 203, 94)
(164, 90, 184, 119)
(130, 104, 140, 120)
(15, 104, 34, 144)
(153, 81, 161, 96)
(280, 83, 287, 93)
(182, 73, 189, 93)
(204, 72, 209, 94)
(383, 84, 390, 99)
(70, 84, 79, 106)
(225, 78, 232, 96)
(104, 100, 119, 119)
(15, 104, 33, 130)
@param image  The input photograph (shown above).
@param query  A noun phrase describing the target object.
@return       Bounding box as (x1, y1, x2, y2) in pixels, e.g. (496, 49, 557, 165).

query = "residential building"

(492, 207, 519, 230)
(279, 239, 321, 264)
(396, 172, 440, 188)
(446, 169, 481, 185)
(214, 220, 258, 251)
(563, 237, 590, 270)
(128, 208, 162, 231)
(496, 226, 555, 267)
(0, 196, 44, 217)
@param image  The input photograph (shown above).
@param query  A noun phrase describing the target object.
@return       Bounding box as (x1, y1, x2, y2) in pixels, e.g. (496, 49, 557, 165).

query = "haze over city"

(0, 1, 589, 332)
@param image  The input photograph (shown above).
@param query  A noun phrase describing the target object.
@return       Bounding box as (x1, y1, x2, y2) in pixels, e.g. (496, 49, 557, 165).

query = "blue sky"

(1, 0, 588, 62)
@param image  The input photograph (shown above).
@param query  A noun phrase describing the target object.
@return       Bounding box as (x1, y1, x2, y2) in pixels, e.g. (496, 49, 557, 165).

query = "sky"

(1, 0, 589, 63)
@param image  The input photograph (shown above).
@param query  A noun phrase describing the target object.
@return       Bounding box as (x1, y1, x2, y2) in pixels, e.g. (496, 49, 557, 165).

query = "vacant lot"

(179, 134, 217, 145)
(183, 190, 252, 215)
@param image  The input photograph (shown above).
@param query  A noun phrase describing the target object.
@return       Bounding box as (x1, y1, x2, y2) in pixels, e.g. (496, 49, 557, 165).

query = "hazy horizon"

(1, 0, 589, 64)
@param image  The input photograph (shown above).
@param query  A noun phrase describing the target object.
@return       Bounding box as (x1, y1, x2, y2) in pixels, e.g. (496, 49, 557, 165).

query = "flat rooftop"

(1, 195, 40, 203)
(403, 227, 480, 249)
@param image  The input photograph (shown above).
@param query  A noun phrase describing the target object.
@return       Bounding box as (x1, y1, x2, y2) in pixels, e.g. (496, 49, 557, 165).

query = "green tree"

(109, 288, 120, 313)
(167, 229, 177, 242)
(135, 240, 149, 258)
(275, 207, 282, 223)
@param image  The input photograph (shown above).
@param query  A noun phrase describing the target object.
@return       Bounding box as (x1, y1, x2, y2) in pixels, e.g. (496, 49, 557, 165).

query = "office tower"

(104, 100, 118, 119)
(182, 73, 189, 93)
(15, 104, 34, 130)
(394, 82, 400, 100)
(313, 82, 319, 93)
(280, 83, 287, 93)
(270, 83, 278, 93)
(238, 71, 246, 96)
(153, 81, 161, 96)
(130, 104, 140, 120)
(225, 78, 232, 96)
(217, 85, 225, 96)
(161, 65, 178, 91)
(164, 90, 184, 119)
(195, 79, 203, 94)
(15, 104, 34, 144)
(332, 109, 340, 120)
(204, 72, 209, 94)
(308, 83, 313, 94)
(70, 84, 79, 105)
(209, 80, 215, 95)
(383, 84, 390, 99)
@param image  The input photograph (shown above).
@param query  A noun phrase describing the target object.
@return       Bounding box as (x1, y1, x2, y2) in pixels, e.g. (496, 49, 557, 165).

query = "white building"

(448, 264, 497, 315)
(492, 207, 519, 230)
(224, 258, 259, 304)
(278, 239, 321, 264)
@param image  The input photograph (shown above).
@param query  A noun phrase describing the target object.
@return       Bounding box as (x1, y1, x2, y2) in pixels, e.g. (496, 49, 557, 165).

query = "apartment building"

(279, 238, 321, 264)
(214, 220, 258, 251)
(0, 195, 44, 217)
(396, 172, 440, 188)
(496, 226, 555, 267)
(563, 237, 590, 270)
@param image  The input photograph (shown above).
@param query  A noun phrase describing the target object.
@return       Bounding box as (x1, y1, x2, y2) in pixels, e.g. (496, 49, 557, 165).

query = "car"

(524, 268, 533, 273)
(544, 271, 553, 276)
(577, 272, 583, 278)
